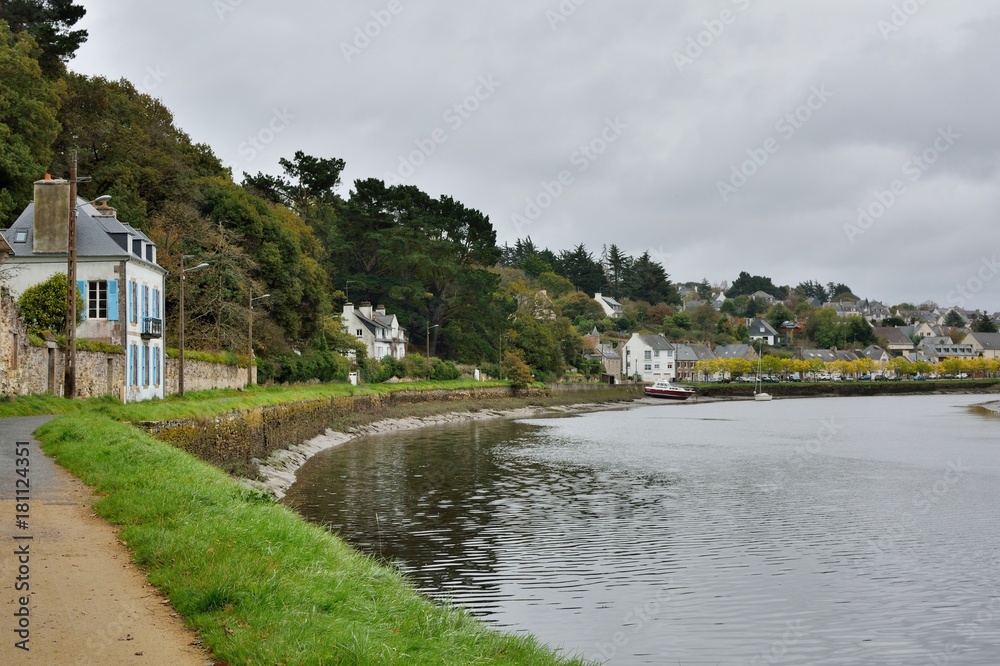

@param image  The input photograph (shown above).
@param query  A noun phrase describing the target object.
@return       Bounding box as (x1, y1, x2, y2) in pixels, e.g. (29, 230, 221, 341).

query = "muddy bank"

(246, 402, 626, 499)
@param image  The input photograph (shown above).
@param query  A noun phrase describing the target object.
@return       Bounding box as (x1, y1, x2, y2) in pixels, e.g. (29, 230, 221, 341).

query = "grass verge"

(36, 413, 592, 666)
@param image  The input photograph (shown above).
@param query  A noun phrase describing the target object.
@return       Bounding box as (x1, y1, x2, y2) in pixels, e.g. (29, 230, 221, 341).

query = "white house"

(342, 301, 407, 361)
(593, 292, 623, 318)
(746, 317, 780, 346)
(622, 333, 675, 382)
(0, 177, 166, 402)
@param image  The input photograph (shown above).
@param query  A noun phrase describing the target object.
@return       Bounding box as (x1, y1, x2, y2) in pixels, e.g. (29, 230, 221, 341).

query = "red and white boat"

(644, 379, 696, 401)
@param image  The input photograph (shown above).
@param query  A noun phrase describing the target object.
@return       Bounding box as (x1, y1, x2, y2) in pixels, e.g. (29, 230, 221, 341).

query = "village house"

(582, 328, 622, 379)
(746, 317, 781, 346)
(0, 177, 166, 402)
(341, 301, 407, 361)
(962, 332, 1000, 359)
(593, 292, 624, 318)
(622, 333, 675, 382)
(872, 327, 915, 356)
(674, 343, 715, 382)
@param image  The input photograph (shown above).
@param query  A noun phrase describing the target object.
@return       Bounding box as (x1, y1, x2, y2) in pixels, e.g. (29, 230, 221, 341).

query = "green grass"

(110, 379, 511, 423)
(0, 379, 513, 421)
(36, 413, 592, 666)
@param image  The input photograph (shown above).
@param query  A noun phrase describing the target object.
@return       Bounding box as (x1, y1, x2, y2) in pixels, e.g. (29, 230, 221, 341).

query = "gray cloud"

(71, 0, 1000, 311)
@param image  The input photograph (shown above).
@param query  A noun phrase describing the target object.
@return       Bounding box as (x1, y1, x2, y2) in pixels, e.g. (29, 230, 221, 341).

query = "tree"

(555, 290, 604, 323)
(603, 244, 632, 299)
(726, 271, 788, 300)
(626, 251, 679, 305)
(972, 317, 998, 334)
(943, 309, 967, 328)
(0, 21, 62, 223)
(243, 151, 345, 220)
(883, 316, 907, 327)
(16, 272, 80, 333)
(794, 280, 829, 303)
(0, 0, 87, 74)
(554, 244, 604, 295)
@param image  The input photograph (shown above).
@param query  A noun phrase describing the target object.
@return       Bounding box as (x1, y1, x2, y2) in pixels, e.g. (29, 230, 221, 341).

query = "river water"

(284, 395, 1000, 665)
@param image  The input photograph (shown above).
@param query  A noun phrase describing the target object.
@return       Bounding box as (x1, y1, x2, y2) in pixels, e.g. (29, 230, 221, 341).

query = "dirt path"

(1, 417, 211, 665)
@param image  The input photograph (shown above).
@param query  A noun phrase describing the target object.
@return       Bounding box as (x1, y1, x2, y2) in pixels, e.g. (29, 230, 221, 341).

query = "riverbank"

(35, 412, 595, 665)
(250, 401, 630, 499)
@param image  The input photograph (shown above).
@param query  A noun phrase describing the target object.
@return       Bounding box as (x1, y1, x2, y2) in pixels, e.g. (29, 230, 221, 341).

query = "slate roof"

(747, 317, 779, 337)
(634, 334, 674, 351)
(1, 199, 161, 270)
(674, 343, 715, 363)
(966, 332, 1000, 351)
(715, 344, 755, 359)
(873, 327, 915, 347)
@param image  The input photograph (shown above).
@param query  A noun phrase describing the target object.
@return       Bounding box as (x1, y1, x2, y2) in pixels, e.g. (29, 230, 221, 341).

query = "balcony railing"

(141, 317, 163, 339)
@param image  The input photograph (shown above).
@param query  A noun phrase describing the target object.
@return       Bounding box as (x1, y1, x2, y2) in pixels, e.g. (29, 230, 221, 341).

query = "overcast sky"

(68, 1, 1000, 312)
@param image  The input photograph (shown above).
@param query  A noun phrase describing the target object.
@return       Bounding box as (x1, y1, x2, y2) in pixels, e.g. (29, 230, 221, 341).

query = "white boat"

(754, 349, 773, 401)
(644, 379, 696, 401)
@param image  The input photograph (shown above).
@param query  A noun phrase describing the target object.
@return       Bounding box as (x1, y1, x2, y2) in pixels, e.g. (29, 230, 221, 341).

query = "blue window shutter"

(143, 285, 149, 318)
(77, 281, 87, 321)
(128, 346, 133, 386)
(142, 346, 148, 385)
(107, 280, 119, 321)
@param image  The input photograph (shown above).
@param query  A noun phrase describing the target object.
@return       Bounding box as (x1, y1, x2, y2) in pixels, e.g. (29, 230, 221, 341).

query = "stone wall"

(163, 357, 253, 394)
(1, 286, 253, 400)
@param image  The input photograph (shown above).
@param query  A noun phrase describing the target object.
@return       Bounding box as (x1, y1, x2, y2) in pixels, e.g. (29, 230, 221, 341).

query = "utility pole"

(64, 152, 78, 398)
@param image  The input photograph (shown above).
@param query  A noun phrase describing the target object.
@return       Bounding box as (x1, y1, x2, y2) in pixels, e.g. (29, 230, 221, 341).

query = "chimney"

(343, 302, 354, 318)
(358, 301, 373, 318)
(595, 292, 602, 300)
(91, 200, 118, 218)
(32, 175, 71, 254)
(375, 304, 386, 316)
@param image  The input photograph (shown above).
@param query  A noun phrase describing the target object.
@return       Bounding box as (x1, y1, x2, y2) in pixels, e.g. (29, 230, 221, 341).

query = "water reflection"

(284, 395, 1000, 665)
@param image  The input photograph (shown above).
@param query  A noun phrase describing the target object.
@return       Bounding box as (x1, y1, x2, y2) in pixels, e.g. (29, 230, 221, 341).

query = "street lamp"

(426, 322, 439, 359)
(178, 255, 208, 396)
(248, 291, 270, 385)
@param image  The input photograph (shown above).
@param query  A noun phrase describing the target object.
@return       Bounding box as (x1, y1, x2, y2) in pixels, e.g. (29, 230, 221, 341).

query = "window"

(654, 351, 660, 358)
(356, 329, 363, 337)
(129, 344, 138, 386)
(143, 285, 149, 320)
(152, 347, 160, 387)
(644, 364, 652, 371)
(13, 229, 27, 243)
(152, 288, 161, 319)
(88, 281, 108, 319)
(644, 350, 652, 360)
(129, 280, 138, 324)
(654, 364, 660, 370)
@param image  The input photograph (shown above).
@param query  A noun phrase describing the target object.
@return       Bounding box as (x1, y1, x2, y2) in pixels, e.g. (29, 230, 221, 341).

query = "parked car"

(859, 374, 872, 381)
(914, 375, 927, 381)
(957, 373, 969, 379)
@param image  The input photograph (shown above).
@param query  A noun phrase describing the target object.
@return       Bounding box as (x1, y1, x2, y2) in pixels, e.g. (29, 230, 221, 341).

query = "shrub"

(430, 358, 461, 381)
(17, 273, 82, 334)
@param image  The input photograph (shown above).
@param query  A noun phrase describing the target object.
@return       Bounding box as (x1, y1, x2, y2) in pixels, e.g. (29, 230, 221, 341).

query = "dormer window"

(13, 229, 27, 243)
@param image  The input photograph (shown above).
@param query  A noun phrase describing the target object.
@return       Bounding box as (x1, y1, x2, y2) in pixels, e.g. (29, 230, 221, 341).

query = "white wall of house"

(622, 333, 675, 382)
(2, 255, 165, 402)
(342, 303, 407, 361)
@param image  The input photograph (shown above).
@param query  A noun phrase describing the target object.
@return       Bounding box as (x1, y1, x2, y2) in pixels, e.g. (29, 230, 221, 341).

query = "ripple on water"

(284, 395, 1000, 665)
